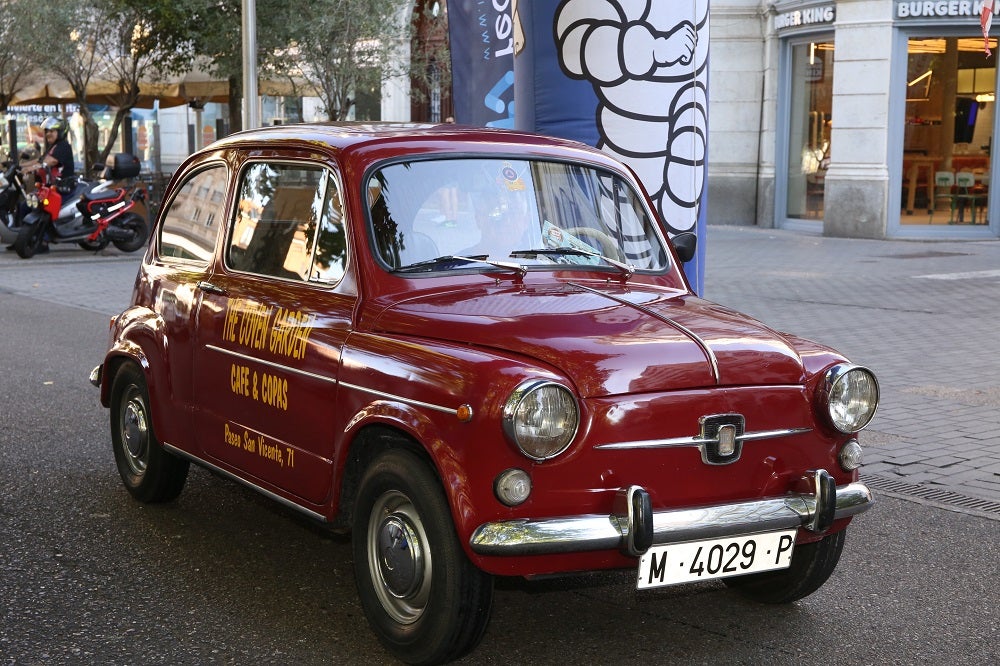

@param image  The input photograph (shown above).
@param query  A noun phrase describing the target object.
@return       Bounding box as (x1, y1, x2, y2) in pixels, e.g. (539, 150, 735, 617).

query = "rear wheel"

(14, 221, 44, 258)
(352, 448, 494, 665)
(110, 363, 189, 502)
(723, 529, 846, 603)
(111, 212, 150, 252)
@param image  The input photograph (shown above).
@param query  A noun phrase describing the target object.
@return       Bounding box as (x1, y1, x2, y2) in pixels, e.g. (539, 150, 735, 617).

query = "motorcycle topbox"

(107, 153, 140, 180)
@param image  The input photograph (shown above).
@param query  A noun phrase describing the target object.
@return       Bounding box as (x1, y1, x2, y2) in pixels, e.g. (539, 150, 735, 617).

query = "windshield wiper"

(393, 254, 527, 277)
(510, 247, 635, 281)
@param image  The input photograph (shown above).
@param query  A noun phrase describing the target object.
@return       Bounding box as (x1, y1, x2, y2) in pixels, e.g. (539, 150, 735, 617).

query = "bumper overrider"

(470, 469, 873, 557)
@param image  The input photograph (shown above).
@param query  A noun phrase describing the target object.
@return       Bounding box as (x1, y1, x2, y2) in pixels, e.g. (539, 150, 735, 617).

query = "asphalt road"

(0, 246, 997, 664)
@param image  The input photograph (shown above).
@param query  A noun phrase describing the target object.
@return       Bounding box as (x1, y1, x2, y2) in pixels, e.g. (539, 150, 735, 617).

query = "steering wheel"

(562, 226, 621, 259)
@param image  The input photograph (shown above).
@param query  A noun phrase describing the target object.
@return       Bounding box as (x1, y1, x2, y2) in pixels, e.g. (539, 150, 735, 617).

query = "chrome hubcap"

(367, 490, 431, 624)
(121, 391, 149, 476)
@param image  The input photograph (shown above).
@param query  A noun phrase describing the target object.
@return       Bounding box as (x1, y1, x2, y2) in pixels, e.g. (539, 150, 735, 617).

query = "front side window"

(158, 165, 228, 263)
(227, 163, 347, 283)
(368, 158, 669, 274)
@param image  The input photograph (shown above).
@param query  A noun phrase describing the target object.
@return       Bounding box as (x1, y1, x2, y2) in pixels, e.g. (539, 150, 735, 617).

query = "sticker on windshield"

(499, 161, 526, 191)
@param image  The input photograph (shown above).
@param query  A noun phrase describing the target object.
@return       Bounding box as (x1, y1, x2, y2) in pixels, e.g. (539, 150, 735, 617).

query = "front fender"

(335, 334, 570, 556)
(21, 210, 47, 227)
(100, 307, 168, 418)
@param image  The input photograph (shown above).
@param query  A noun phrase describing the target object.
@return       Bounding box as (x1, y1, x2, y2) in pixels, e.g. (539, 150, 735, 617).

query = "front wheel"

(111, 212, 150, 252)
(14, 221, 44, 258)
(110, 363, 189, 502)
(352, 449, 494, 665)
(723, 529, 846, 603)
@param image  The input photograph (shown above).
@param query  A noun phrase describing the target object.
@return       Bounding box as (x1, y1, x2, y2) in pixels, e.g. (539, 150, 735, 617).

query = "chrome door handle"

(197, 281, 227, 295)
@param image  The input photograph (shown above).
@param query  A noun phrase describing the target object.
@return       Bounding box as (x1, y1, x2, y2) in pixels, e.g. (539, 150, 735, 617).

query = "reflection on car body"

(91, 123, 878, 665)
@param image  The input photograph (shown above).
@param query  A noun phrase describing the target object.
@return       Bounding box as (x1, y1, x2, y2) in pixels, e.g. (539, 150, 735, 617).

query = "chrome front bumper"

(469, 470, 873, 557)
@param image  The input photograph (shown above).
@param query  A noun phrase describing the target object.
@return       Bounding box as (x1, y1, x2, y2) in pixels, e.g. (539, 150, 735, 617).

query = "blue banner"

(513, 1, 709, 294)
(447, 0, 516, 127)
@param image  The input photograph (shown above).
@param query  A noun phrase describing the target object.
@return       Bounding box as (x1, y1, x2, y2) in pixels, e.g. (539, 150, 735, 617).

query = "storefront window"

(786, 40, 834, 220)
(903, 37, 995, 226)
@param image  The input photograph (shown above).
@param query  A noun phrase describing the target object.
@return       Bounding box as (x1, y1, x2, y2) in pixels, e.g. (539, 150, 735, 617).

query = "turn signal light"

(838, 439, 864, 471)
(495, 468, 531, 506)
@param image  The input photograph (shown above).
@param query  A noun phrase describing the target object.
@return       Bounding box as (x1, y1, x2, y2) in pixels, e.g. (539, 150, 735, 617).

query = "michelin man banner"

(449, 0, 708, 293)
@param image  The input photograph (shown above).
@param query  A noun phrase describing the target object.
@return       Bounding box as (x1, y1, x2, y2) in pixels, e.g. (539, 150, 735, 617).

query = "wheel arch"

(332, 421, 438, 532)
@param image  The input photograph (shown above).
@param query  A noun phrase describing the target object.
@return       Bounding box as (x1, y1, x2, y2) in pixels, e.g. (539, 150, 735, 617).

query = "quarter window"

(227, 163, 347, 283)
(158, 166, 228, 263)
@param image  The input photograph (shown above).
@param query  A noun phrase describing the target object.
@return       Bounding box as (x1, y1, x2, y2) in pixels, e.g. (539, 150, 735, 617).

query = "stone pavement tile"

(920, 455, 972, 468)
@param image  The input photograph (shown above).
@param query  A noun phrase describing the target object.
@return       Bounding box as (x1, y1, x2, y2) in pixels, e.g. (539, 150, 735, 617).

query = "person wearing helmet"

(27, 116, 75, 180)
(5, 117, 75, 252)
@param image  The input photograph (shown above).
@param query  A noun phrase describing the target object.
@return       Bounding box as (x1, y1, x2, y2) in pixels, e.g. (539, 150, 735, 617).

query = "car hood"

(371, 282, 806, 397)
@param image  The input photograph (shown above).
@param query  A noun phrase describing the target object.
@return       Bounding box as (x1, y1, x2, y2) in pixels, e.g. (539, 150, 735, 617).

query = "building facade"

(710, 0, 999, 240)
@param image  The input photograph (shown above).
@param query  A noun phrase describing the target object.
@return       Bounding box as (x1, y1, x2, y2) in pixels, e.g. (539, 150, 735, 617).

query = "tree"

(0, 0, 34, 117)
(26, 0, 196, 170)
(89, 0, 195, 164)
(27, 0, 104, 170)
(184, 0, 298, 132)
(287, 0, 411, 121)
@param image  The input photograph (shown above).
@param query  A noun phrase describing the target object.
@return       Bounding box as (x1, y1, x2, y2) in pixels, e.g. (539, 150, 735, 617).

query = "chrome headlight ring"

(501, 379, 579, 461)
(818, 364, 880, 434)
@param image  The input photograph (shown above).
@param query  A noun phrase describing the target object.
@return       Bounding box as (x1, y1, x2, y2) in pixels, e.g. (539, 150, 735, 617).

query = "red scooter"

(14, 153, 150, 259)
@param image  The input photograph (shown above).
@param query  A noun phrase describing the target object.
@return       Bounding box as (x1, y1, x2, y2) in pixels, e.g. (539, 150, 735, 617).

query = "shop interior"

(903, 37, 996, 226)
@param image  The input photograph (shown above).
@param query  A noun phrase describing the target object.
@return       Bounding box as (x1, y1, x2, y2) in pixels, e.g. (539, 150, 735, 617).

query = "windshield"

(367, 158, 670, 274)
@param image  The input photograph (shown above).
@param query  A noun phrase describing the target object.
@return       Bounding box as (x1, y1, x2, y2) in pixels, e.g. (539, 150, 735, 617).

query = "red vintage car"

(91, 123, 877, 665)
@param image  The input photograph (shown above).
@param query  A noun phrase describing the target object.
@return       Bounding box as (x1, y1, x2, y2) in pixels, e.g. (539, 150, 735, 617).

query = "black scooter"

(0, 153, 30, 248)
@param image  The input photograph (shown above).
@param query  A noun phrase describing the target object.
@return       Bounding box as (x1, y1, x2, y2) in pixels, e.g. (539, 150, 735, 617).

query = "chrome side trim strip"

(338, 381, 458, 416)
(205, 344, 458, 416)
(163, 442, 327, 522)
(594, 427, 812, 450)
(569, 282, 721, 383)
(206, 344, 338, 384)
(469, 481, 873, 556)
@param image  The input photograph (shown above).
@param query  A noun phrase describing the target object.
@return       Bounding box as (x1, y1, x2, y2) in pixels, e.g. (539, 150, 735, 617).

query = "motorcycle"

(0, 152, 31, 247)
(14, 153, 150, 259)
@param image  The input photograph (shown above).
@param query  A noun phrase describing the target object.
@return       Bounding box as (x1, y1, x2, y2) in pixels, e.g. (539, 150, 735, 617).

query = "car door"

(148, 162, 230, 453)
(192, 158, 354, 506)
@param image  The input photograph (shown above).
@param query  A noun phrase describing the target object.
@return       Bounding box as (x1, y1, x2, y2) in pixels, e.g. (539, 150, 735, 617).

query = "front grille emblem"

(699, 414, 745, 465)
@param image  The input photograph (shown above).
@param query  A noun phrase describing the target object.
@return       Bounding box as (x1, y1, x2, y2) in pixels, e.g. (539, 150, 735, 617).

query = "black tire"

(723, 529, 846, 603)
(110, 363, 189, 503)
(78, 237, 109, 251)
(111, 212, 150, 252)
(352, 449, 494, 665)
(14, 222, 44, 259)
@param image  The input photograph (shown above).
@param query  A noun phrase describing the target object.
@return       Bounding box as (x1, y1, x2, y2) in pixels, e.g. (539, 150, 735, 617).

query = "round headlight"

(502, 380, 579, 460)
(820, 364, 879, 433)
(26, 192, 39, 209)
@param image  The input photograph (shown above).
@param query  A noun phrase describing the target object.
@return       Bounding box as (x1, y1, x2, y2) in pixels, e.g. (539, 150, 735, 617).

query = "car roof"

(204, 122, 620, 170)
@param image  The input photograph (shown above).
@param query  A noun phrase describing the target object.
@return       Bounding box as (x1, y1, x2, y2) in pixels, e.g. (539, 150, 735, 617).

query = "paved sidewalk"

(2, 226, 999, 513)
(702, 225, 1000, 513)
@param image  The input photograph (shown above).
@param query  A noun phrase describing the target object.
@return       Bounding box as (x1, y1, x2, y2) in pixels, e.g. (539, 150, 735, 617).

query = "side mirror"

(671, 232, 697, 263)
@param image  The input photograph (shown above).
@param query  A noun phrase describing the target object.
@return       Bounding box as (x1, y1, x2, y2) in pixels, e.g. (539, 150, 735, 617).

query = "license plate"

(636, 530, 797, 590)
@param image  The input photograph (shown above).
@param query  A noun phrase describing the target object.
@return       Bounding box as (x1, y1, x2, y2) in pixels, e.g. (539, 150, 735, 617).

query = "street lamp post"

(242, 0, 259, 129)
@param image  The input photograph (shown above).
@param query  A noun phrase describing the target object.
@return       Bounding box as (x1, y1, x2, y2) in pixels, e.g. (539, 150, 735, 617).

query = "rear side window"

(227, 163, 347, 284)
(158, 166, 228, 264)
